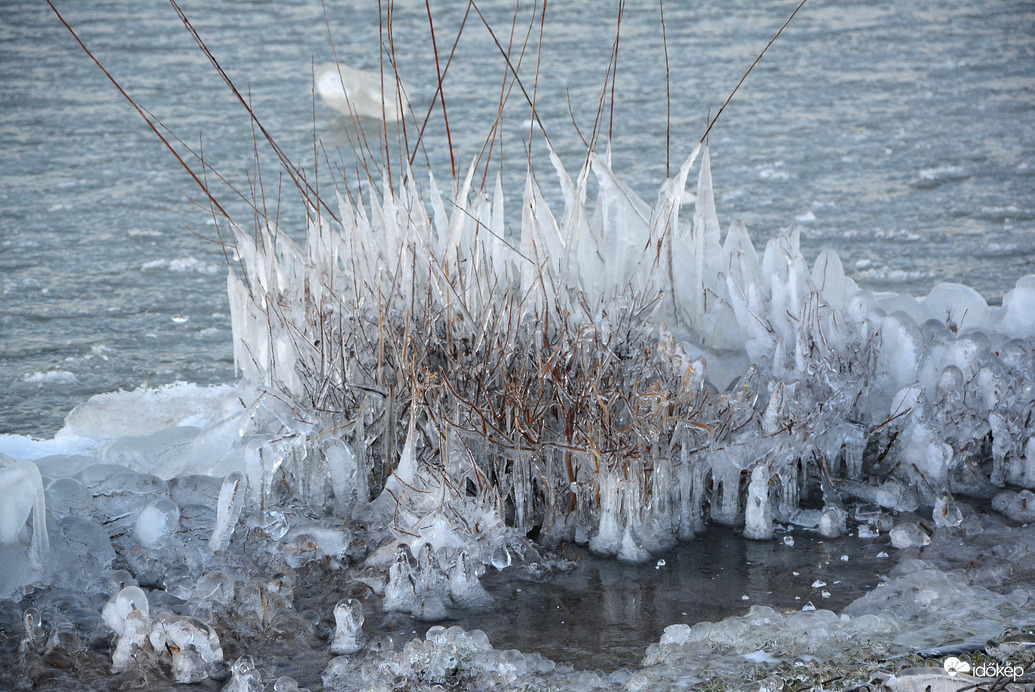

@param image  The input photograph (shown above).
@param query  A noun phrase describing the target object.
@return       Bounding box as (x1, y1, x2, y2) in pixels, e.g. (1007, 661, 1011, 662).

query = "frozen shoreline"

(3, 394, 1035, 691)
(3, 145, 1035, 689)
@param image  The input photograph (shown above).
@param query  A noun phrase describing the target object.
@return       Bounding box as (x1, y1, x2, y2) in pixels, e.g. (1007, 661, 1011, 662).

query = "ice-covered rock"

(818, 505, 847, 539)
(193, 570, 236, 606)
(102, 586, 149, 636)
(273, 677, 309, 692)
(644, 605, 902, 669)
(933, 495, 964, 528)
(889, 522, 931, 549)
(875, 479, 921, 513)
(110, 608, 150, 674)
(223, 655, 264, 692)
(321, 625, 514, 690)
(148, 613, 224, 683)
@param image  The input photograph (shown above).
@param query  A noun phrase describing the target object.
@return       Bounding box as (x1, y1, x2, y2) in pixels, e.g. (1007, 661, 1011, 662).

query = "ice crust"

(2, 146, 1034, 687)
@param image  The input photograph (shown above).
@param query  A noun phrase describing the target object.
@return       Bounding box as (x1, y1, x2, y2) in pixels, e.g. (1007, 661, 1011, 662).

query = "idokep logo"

(943, 656, 1026, 680)
(942, 657, 971, 676)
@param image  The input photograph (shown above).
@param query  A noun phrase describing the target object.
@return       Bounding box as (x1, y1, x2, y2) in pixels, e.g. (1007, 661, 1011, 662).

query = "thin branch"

(699, 0, 809, 144)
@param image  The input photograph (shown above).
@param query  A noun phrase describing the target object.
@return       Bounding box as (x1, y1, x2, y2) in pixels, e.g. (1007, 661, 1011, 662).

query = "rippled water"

(2, 0, 1034, 436)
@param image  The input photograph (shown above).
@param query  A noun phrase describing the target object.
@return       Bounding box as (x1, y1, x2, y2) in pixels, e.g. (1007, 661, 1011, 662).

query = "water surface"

(2, 1, 1033, 435)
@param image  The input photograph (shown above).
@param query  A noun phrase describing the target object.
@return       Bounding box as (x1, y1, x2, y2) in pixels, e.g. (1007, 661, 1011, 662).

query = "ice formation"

(209, 471, 246, 553)
(0, 458, 50, 559)
(330, 598, 364, 655)
(315, 62, 411, 123)
(0, 457, 50, 601)
(212, 138, 1035, 577)
(2, 119, 1035, 688)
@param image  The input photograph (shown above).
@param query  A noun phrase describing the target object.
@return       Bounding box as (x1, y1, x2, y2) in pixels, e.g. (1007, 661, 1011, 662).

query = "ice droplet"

(134, 497, 180, 548)
(491, 544, 512, 571)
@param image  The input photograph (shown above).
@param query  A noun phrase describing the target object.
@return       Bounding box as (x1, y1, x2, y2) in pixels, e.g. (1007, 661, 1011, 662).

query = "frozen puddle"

(361, 526, 887, 671)
(4, 494, 1033, 691)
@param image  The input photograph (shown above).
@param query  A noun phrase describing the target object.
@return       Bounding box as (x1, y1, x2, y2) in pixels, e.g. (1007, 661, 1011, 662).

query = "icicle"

(383, 545, 417, 613)
(210, 472, 246, 554)
(743, 466, 773, 540)
(589, 473, 622, 556)
(0, 460, 50, 566)
(709, 456, 742, 527)
(774, 461, 801, 522)
(324, 439, 364, 517)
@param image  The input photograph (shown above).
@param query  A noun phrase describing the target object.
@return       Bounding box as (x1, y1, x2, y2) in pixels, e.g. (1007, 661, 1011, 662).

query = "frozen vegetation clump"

(2, 137, 1035, 687)
(216, 138, 1035, 575)
(2, 138, 1035, 687)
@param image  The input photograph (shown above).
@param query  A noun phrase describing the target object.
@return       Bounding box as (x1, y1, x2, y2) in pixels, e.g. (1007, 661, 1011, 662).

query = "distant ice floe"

(126, 228, 164, 238)
(21, 370, 77, 385)
(909, 165, 970, 189)
(315, 62, 411, 123)
(140, 256, 221, 274)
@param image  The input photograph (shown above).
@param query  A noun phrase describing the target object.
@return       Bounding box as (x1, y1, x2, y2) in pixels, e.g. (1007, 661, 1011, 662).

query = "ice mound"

(71, 383, 239, 439)
(638, 561, 1035, 688)
(643, 606, 904, 676)
(320, 624, 568, 691)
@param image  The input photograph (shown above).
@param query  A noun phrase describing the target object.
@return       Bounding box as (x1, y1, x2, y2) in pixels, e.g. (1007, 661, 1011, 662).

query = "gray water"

(2, 0, 1034, 437)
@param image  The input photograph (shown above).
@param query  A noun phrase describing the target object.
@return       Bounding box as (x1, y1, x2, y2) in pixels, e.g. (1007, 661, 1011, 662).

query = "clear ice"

(330, 598, 364, 655)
